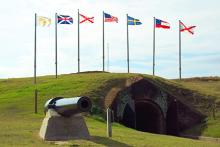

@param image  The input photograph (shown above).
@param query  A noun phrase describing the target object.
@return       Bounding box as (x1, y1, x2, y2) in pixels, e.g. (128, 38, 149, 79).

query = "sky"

(0, 0, 220, 79)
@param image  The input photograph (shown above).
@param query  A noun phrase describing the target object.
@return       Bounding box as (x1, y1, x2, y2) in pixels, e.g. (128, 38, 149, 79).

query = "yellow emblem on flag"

(37, 16, 51, 27)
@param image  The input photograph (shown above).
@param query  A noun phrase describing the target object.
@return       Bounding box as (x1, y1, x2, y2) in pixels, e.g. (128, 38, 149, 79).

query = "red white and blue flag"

(57, 15, 73, 24)
(180, 21, 196, 35)
(104, 12, 118, 23)
(155, 18, 170, 29)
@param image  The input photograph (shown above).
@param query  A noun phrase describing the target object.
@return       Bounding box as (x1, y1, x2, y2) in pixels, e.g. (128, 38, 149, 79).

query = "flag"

(127, 16, 142, 25)
(104, 12, 118, 23)
(37, 16, 51, 27)
(80, 14, 94, 23)
(155, 18, 170, 29)
(57, 15, 73, 24)
(180, 21, 196, 35)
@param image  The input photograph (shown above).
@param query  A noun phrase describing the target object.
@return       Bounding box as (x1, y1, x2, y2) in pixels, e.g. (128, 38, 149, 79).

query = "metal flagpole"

(107, 43, 110, 72)
(55, 13, 58, 78)
(78, 9, 80, 73)
(179, 20, 182, 80)
(126, 14, 130, 73)
(34, 13, 38, 113)
(103, 11, 105, 72)
(153, 17, 156, 76)
(34, 13, 37, 84)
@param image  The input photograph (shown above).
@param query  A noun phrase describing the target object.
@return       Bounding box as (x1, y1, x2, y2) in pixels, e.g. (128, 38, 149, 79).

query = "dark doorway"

(135, 100, 165, 134)
(166, 100, 179, 136)
(122, 104, 135, 128)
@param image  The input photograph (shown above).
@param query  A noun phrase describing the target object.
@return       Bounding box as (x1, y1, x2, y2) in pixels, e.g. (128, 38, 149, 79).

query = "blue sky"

(0, 0, 219, 79)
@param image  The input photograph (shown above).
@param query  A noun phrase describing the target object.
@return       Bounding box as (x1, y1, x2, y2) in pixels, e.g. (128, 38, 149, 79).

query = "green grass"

(0, 114, 219, 147)
(0, 73, 220, 146)
(0, 73, 134, 115)
(174, 77, 220, 102)
(203, 118, 220, 137)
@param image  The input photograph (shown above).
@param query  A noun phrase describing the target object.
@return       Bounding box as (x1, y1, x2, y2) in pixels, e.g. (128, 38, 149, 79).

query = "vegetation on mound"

(0, 73, 220, 146)
(175, 77, 220, 103)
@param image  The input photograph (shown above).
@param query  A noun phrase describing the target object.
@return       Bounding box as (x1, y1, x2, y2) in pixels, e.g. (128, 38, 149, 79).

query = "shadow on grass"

(90, 136, 132, 147)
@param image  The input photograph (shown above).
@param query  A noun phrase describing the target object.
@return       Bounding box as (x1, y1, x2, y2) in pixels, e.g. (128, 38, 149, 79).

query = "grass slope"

(0, 73, 219, 146)
(175, 77, 220, 102)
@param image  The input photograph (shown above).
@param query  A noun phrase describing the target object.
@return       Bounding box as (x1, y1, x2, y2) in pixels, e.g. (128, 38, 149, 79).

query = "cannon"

(44, 96, 92, 117)
(40, 96, 92, 140)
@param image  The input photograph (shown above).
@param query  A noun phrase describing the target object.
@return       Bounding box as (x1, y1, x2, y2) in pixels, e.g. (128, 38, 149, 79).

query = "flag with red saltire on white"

(180, 21, 196, 35)
(80, 14, 94, 23)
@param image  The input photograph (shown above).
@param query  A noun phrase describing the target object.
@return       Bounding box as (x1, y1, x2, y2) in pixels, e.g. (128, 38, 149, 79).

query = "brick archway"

(135, 100, 165, 134)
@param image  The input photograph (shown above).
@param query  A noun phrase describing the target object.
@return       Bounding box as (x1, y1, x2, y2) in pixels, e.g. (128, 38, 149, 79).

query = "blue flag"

(127, 16, 142, 25)
(57, 15, 73, 24)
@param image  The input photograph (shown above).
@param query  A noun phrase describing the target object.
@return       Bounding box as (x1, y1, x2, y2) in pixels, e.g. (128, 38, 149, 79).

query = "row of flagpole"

(34, 11, 196, 85)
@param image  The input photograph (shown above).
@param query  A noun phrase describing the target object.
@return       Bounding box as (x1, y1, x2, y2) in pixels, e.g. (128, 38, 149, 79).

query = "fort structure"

(104, 76, 206, 135)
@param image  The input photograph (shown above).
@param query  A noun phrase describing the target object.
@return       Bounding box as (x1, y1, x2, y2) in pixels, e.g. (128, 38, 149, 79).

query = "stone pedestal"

(39, 109, 90, 141)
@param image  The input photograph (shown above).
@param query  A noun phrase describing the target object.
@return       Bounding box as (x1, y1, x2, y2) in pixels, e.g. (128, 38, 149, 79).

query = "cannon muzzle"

(44, 96, 92, 117)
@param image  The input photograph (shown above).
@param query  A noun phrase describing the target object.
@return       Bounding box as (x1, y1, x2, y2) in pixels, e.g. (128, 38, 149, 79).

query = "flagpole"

(126, 14, 130, 73)
(55, 13, 58, 78)
(107, 43, 110, 72)
(34, 13, 38, 114)
(78, 9, 80, 73)
(102, 11, 105, 72)
(34, 13, 37, 84)
(153, 17, 155, 76)
(179, 20, 182, 80)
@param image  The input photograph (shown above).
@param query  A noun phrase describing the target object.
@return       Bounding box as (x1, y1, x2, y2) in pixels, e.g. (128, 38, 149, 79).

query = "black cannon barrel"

(44, 96, 92, 117)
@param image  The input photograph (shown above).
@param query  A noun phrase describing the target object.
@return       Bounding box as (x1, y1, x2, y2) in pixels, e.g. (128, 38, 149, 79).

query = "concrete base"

(39, 109, 90, 141)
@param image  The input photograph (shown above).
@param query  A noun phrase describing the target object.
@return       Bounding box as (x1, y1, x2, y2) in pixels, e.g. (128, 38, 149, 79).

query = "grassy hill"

(0, 73, 219, 146)
(175, 77, 220, 102)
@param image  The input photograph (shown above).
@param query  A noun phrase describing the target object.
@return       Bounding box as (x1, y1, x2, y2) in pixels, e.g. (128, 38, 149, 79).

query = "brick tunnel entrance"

(135, 100, 165, 134)
(121, 100, 165, 134)
(111, 78, 206, 136)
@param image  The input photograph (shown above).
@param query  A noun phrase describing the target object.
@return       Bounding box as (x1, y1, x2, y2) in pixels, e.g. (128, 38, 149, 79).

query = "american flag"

(57, 15, 73, 24)
(104, 12, 118, 23)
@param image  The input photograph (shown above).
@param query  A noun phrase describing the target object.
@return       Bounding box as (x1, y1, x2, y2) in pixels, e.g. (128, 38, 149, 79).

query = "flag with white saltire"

(57, 15, 73, 24)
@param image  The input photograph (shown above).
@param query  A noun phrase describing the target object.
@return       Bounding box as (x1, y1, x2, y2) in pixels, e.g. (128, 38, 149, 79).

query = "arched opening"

(111, 78, 205, 137)
(135, 100, 165, 134)
(166, 100, 179, 136)
(122, 104, 135, 128)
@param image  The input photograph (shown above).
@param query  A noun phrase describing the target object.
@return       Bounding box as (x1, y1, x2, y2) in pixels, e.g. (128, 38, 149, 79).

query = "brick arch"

(110, 77, 206, 136)
(135, 99, 166, 134)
